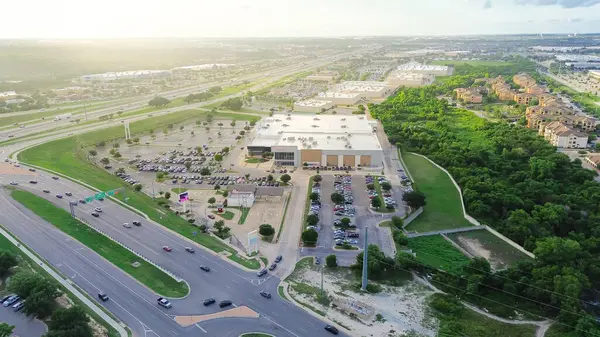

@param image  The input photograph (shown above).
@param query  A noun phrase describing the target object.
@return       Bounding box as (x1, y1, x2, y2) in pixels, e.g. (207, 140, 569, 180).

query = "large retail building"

(247, 114, 383, 167)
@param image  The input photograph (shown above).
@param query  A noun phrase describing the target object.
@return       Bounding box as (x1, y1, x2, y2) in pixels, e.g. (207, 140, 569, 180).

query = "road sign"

(95, 192, 106, 200)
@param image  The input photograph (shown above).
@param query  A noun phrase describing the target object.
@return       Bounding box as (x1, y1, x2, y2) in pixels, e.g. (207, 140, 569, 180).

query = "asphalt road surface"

(0, 305, 48, 337)
(0, 169, 349, 337)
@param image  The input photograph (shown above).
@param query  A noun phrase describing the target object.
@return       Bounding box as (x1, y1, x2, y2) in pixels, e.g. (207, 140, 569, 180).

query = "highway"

(0, 168, 349, 337)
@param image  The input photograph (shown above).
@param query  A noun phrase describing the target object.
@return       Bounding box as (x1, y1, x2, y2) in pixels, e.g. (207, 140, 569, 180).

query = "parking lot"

(0, 294, 47, 337)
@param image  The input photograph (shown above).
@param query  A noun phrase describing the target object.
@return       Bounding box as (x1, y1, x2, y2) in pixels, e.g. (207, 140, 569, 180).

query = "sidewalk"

(0, 225, 128, 337)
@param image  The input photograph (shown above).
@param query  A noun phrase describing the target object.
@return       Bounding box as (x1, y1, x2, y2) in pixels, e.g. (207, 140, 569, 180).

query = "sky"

(1, 0, 600, 38)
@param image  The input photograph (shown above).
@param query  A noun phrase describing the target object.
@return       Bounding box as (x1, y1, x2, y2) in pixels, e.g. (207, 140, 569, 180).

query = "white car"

(9, 182, 18, 186)
(123, 223, 131, 228)
(94, 207, 102, 212)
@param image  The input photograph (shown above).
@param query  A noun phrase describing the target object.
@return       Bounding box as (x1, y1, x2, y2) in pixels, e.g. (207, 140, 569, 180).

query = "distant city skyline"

(2, 0, 600, 39)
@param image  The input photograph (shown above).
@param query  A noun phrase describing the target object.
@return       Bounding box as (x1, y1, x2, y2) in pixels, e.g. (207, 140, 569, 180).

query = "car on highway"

(79, 199, 86, 204)
(28, 168, 36, 172)
(185, 247, 195, 253)
(207, 214, 215, 219)
(98, 293, 109, 302)
(157, 297, 172, 308)
(162, 246, 172, 252)
(70, 201, 78, 206)
(56, 194, 63, 199)
(275, 255, 282, 263)
(65, 192, 72, 196)
(259, 290, 271, 299)
(42, 189, 50, 193)
(268, 263, 277, 271)
(132, 221, 141, 226)
(94, 207, 102, 212)
(9, 182, 18, 186)
(219, 300, 232, 308)
(2, 295, 19, 307)
(324, 325, 339, 334)
(52, 176, 59, 180)
(203, 298, 216, 306)
(123, 223, 131, 228)
(257, 269, 267, 277)
(12, 300, 25, 312)
(91, 212, 99, 217)
(200, 265, 210, 272)
(29, 180, 37, 184)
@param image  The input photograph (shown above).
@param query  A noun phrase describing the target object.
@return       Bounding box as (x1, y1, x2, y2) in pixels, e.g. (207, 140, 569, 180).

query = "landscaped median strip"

(10, 189, 190, 298)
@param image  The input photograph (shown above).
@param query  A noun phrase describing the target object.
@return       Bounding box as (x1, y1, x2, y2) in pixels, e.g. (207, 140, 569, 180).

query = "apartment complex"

(586, 155, 600, 169)
(513, 73, 536, 88)
(247, 114, 383, 167)
(539, 121, 588, 149)
(454, 88, 483, 103)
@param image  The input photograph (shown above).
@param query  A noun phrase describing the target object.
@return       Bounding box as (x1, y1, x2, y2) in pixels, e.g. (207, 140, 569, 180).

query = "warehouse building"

(396, 61, 453, 76)
(387, 72, 435, 87)
(247, 114, 383, 168)
(293, 99, 334, 113)
(335, 81, 397, 98)
(315, 92, 362, 105)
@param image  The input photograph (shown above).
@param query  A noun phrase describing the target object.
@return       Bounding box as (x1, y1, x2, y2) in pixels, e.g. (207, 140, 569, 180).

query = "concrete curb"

(0, 225, 128, 337)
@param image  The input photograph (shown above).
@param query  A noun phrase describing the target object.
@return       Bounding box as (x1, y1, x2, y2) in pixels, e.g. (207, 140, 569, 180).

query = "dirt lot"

(286, 258, 436, 337)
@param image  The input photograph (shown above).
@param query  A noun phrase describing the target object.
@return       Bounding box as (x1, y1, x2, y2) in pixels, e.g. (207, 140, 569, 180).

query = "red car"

(162, 246, 172, 252)
(208, 214, 216, 220)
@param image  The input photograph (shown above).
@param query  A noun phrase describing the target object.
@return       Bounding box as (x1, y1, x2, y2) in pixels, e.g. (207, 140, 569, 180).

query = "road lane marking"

(224, 285, 231, 289)
(194, 324, 207, 333)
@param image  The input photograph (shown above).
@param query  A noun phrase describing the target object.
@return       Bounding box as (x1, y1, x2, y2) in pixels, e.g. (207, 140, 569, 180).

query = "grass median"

(10, 189, 189, 298)
(18, 109, 261, 270)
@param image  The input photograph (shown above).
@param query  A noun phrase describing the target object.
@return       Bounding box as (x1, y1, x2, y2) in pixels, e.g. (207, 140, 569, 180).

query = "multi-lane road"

(0, 168, 348, 337)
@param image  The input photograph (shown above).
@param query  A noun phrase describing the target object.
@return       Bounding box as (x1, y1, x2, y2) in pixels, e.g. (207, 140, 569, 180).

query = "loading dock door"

(327, 155, 338, 166)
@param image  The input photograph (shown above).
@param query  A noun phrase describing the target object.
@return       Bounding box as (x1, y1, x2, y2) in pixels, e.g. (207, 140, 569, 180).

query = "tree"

(113, 142, 120, 148)
(8, 271, 60, 319)
(164, 192, 171, 199)
(88, 149, 97, 157)
(218, 122, 224, 128)
(222, 147, 230, 154)
(113, 152, 122, 158)
(259, 224, 275, 236)
(402, 191, 426, 209)
(126, 139, 133, 145)
(267, 174, 274, 182)
(47, 306, 93, 337)
(208, 197, 216, 205)
(250, 120, 256, 126)
(0, 323, 14, 337)
(148, 96, 171, 107)
(301, 229, 318, 246)
(312, 175, 322, 183)
(380, 182, 392, 191)
(357, 104, 366, 112)
(340, 217, 351, 227)
(132, 137, 140, 144)
(371, 196, 382, 209)
(331, 193, 345, 204)
(222, 97, 243, 111)
(306, 214, 319, 227)
(595, 143, 600, 151)
(184, 161, 192, 170)
(280, 174, 291, 184)
(100, 157, 110, 165)
(391, 216, 404, 230)
(0, 251, 17, 277)
(200, 167, 211, 176)
(326, 254, 338, 268)
(214, 154, 223, 162)
(222, 190, 229, 197)
(133, 184, 142, 192)
(393, 231, 408, 246)
(230, 121, 236, 128)
(309, 192, 320, 202)
(366, 183, 375, 190)
(96, 141, 106, 147)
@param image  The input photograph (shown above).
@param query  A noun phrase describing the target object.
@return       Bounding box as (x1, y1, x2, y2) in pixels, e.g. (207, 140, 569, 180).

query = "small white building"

(387, 72, 435, 87)
(315, 92, 362, 105)
(227, 190, 255, 207)
(294, 99, 334, 113)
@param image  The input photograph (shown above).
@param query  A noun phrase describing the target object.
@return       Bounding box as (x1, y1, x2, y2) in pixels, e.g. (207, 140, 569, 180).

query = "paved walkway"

(174, 306, 259, 326)
(0, 226, 128, 337)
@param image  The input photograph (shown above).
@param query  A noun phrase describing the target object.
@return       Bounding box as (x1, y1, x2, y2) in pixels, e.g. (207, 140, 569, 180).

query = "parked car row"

(116, 172, 139, 185)
(1, 294, 25, 312)
(309, 181, 321, 216)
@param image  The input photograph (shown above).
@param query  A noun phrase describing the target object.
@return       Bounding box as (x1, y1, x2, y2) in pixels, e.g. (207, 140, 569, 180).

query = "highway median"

(10, 189, 190, 298)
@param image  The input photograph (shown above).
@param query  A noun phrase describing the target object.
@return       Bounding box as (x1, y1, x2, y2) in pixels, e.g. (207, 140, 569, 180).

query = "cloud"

(515, 0, 600, 8)
(483, 0, 493, 8)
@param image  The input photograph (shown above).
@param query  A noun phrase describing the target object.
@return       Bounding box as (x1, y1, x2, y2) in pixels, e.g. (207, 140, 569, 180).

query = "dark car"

(98, 293, 109, 302)
(185, 247, 195, 253)
(257, 269, 267, 277)
(79, 199, 86, 204)
(65, 192, 72, 196)
(132, 221, 141, 226)
(203, 298, 216, 306)
(200, 265, 210, 272)
(324, 325, 339, 334)
(52, 176, 59, 180)
(29, 168, 36, 172)
(91, 212, 100, 217)
(275, 255, 282, 263)
(29, 180, 37, 184)
(43, 189, 50, 193)
(56, 194, 63, 199)
(259, 290, 271, 299)
(219, 300, 232, 308)
(268, 263, 277, 271)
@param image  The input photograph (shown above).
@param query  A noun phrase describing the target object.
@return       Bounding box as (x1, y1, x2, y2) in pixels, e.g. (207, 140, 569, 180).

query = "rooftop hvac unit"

(359, 116, 364, 119)
(341, 118, 346, 121)
(308, 137, 313, 140)
(307, 145, 312, 149)
(313, 117, 320, 120)
(336, 137, 341, 140)
(341, 125, 347, 128)
(347, 133, 352, 137)
(283, 138, 287, 140)
(348, 145, 352, 149)
(286, 116, 291, 120)
(312, 141, 317, 145)
(311, 125, 319, 128)
(275, 119, 281, 122)
(282, 124, 289, 127)
(327, 135, 331, 139)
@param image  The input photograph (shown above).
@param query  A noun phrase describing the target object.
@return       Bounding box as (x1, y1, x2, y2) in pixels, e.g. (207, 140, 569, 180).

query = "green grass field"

(430, 60, 514, 67)
(18, 109, 261, 270)
(171, 188, 188, 194)
(401, 151, 472, 232)
(406, 235, 470, 274)
(0, 225, 123, 337)
(214, 210, 235, 220)
(447, 230, 532, 270)
(10, 189, 189, 297)
(245, 157, 266, 164)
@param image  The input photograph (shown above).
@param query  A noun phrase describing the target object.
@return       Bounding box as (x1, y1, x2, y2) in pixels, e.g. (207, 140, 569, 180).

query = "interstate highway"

(0, 169, 348, 337)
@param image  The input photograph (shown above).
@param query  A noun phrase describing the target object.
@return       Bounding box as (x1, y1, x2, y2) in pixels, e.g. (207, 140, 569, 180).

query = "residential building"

(247, 114, 383, 167)
(0, 91, 17, 99)
(454, 88, 483, 103)
(586, 155, 600, 169)
(497, 88, 516, 101)
(293, 99, 334, 113)
(513, 73, 536, 88)
(539, 94, 557, 106)
(514, 93, 536, 105)
(526, 85, 546, 95)
(386, 72, 435, 87)
(540, 121, 588, 148)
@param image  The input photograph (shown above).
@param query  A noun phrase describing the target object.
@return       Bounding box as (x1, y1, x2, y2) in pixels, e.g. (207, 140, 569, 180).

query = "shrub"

(301, 229, 318, 246)
(259, 224, 275, 236)
(326, 254, 337, 267)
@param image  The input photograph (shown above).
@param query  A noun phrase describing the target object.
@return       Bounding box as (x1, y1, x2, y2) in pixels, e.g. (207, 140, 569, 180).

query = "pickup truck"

(157, 297, 172, 308)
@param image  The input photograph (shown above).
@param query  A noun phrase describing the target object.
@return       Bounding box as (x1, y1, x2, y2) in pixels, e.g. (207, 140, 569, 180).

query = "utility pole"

(361, 227, 368, 291)
(320, 266, 324, 299)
